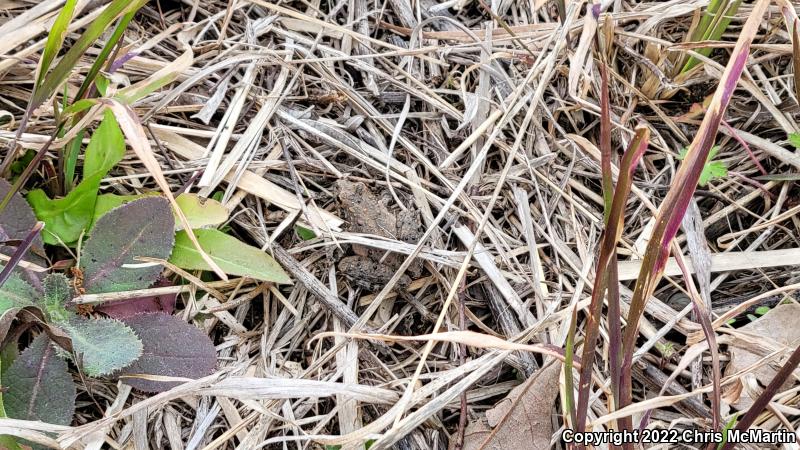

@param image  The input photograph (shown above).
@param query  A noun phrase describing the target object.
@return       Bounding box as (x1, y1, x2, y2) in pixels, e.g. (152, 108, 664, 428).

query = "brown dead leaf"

(723, 303, 800, 410)
(459, 362, 560, 450)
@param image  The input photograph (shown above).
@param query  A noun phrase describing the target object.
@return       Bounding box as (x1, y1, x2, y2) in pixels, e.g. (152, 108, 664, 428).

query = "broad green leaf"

(83, 110, 125, 176)
(28, 111, 125, 245)
(36, 0, 78, 88)
(42, 273, 72, 324)
(119, 313, 216, 392)
(92, 193, 228, 231)
(174, 194, 229, 230)
(170, 229, 291, 283)
(28, 176, 101, 245)
(80, 197, 174, 294)
(63, 316, 142, 376)
(4, 334, 76, 425)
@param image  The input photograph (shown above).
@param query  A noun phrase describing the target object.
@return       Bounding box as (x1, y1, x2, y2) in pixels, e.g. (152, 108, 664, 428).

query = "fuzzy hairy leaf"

(27, 111, 125, 245)
(0, 274, 37, 313)
(42, 273, 72, 323)
(64, 316, 142, 376)
(170, 229, 290, 283)
(119, 313, 216, 392)
(4, 334, 76, 425)
(81, 197, 175, 294)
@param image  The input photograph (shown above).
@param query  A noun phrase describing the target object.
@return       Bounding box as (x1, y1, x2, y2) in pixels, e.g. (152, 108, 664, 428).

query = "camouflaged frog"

(334, 180, 423, 291)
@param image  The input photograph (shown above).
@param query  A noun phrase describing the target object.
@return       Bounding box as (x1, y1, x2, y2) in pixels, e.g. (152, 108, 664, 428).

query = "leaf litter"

(0, 0, 800, 449)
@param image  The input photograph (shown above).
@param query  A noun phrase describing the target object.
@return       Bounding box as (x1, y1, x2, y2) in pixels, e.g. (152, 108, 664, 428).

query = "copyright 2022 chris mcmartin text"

(562, 428, 797, 446)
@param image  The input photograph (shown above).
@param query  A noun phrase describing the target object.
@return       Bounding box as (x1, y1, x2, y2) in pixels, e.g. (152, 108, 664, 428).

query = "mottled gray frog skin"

(334, 180, 422, 291)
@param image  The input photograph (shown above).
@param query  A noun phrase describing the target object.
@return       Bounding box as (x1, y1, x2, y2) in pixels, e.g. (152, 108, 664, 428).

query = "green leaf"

(80, 197, 175, 294)
(4, 334, 76, 425)
(91, 193, 228, 231)
(295, 225, 316, 240)
(174, 194, 229, 230)
(42, 273, 72, 324)
(0, 274, 37, 314)
(63, 316, 142, 376)
(32, 0, 147, 109)
(677, 145, 727, 186)
(755, 306, 770, 316)
(83, 111, 125, 176)
(789, 132, 800, 149)
(36, 0, 78, 88)
(28, 111, 125, 245)
(170, 229, 291, 283)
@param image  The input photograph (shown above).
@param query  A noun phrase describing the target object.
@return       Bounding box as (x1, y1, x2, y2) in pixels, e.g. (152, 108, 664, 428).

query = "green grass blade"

(32, 0, 147, 109)
(75, 10, 136, 101)
(36, 0, 78, 88)
(683, 0, 743, 72)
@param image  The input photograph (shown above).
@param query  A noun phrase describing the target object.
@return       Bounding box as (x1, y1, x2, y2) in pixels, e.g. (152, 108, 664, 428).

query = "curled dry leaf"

(458, 362, 560, 450)
(118, 312, 217, 392)
(723, 303, 800, 410)
(80, 197, 175, 294)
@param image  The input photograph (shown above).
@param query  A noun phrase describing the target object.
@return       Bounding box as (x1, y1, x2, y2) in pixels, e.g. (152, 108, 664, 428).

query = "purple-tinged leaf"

(0, 222, 43, 290)
(97, 278, 176, 319)
(0, 179, 46, 285)
(80, 197, 174, 294)
(118, 313, 216, 392)
(575, 127, 649, 434)
(0, 179, 42, 256)
(4, 334, 76, 425)
(619, 0, 770, 424)
(792, 17, 800, 104)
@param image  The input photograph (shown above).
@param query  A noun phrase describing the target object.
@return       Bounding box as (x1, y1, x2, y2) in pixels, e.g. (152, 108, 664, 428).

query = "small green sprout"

(677, 145, 727, 186)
